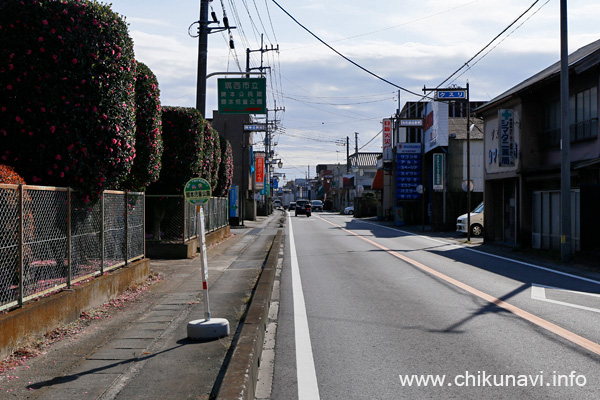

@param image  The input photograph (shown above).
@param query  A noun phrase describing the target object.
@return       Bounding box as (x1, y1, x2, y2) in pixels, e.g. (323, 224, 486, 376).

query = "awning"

(371, 169, 384, 190)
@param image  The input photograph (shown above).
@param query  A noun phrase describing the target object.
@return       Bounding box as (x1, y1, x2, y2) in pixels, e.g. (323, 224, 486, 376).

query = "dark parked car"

(295, 199, 310, 216)
(310, 200, 323, 212)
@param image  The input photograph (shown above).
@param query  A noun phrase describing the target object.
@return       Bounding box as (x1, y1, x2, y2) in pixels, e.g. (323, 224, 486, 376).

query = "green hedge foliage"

(215, 135, 233, 197)
(150, 106, 204, 194)
(201, 123, 221, 190)
(122, 61, 162, 192)
(0, 0, 136, 202)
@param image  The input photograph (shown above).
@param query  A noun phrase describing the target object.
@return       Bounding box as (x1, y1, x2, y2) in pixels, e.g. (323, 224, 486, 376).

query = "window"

(541, 100, 561, 147)
(541, 86, 598, 147)
(571, 86, 598, 141)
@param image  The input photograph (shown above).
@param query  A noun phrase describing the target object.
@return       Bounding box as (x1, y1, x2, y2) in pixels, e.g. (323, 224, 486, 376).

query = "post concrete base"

(187, 318, 230, 340)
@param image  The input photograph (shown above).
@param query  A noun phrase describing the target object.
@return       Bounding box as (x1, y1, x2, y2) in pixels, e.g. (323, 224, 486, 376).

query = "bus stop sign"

(184, 177, 211, 205)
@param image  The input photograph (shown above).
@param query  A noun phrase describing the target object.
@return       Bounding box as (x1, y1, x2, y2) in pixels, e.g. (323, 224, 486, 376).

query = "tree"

(200, 123, 221, 190)
(149, 107, 204, 194)
(122, 61, 162, 192)
(0, 0, 136, 202)
(214, 136, 233, 197)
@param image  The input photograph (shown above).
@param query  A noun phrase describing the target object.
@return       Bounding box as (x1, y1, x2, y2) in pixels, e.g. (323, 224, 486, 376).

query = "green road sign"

(184, 177, 211, 204)
(433, 153, 444, 191)
(218, 78, 266, 114)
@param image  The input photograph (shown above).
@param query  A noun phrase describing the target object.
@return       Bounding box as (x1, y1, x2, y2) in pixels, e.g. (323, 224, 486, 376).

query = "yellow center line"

(318, 216, 600, 357)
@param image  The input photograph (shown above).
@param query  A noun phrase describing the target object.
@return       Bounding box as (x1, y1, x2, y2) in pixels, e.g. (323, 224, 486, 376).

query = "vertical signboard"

(396, 143, 422, 200)
(229, 185, 239, 218)
(255, 152, 265, 190)
(499, 109, 515, 167)
(423, 101, 449, 153)
(433, 153, 444, 191)
(382, 118, 393, 161)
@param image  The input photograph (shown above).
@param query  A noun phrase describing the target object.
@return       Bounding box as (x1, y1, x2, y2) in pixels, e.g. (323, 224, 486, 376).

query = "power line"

(271, 0, 423, 97)
(436, 0, 544, 90)
(449, 0, 551, 86)
(359, 130, 382, 151)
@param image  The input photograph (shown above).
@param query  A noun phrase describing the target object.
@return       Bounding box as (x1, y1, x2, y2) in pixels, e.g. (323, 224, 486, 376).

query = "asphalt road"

(269, 212, 600, 400)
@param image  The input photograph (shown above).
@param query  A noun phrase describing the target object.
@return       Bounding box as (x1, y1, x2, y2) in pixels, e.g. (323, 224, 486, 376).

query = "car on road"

(273, 199, 282, 208)
(295, 199, 311, 216)
(311, 200, 323, 212)
(344, 205, 354, 215)
(288, 201, 296, 211)
(456, 202, 484, 236)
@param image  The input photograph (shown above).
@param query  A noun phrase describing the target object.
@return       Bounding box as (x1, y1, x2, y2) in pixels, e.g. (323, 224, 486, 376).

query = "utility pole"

(246, 34, 279, 78)
(196, 0, 209, 116)
(193, 0, 235, 117)
(246, 34, 279, 212)
(466, 82, 471, 242)
(264, 102, 284, 211)
(354, 132, 359, 155)
(559, 0, 571, 261)
(346, 136, 350, 173)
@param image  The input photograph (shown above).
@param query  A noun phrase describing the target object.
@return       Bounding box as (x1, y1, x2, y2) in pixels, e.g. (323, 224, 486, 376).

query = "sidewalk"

(0, 212, 284, 399)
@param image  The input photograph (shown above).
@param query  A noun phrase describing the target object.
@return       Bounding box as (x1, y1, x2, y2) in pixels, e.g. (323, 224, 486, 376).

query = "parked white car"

(344, 205, 354, 215)
(456, 202, 484, 236)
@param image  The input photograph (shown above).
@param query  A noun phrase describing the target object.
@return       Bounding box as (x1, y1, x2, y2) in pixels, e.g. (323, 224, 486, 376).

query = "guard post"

(184, 177, 230, 340)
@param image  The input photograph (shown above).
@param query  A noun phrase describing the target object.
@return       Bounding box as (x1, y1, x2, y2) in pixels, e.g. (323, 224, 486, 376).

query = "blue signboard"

(396, 144, 422, 200)
(229, 185, 239, 218)
(435, 90, 466, 100)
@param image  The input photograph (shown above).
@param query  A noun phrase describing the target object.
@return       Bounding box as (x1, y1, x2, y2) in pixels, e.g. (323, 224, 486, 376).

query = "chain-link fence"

(0, 185, 144, 312)
(146, 195, 229, 243)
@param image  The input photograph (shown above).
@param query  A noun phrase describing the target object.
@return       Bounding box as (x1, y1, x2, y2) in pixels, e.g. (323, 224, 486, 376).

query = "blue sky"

(107, 0, 600, 183)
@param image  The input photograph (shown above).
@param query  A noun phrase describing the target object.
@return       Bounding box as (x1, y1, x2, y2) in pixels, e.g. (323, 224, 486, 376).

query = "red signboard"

(383, 119, 392, 149)
(383, 118, 393, 160)
(255, 153, 265, 189)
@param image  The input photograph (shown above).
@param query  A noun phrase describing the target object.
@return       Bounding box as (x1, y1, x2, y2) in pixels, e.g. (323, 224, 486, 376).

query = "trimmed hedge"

(214, 135, 233, 197)
(0, 0, 136, 202)
(149, 106, 204, 194)
(122, 61, 162, 192)
(201, 123, 221, 190)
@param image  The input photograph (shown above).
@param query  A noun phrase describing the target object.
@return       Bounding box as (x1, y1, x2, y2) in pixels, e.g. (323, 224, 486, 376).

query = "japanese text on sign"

(396, 143, 422, 201)
(499, 109, 515, 167)
(255, 153, 265, 190)
(218, 78, 266, 114)
(383, 118, 393, 160)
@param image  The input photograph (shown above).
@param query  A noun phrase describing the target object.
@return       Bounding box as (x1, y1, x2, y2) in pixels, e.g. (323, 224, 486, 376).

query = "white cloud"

(107, 0, 600, 182)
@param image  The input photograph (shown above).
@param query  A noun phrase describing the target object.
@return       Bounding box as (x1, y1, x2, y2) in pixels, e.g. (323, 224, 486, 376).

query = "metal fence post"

(18, 184, 24, 307)
(67, 188, 72, 289)
(143, 193, 146, 258)
(101, 191, 105, 275)
(125, 191, 129, 265)
(183, 196, 187, 242)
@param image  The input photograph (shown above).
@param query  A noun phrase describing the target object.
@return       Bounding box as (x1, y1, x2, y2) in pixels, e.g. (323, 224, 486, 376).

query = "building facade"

(476, 39, 600, 254)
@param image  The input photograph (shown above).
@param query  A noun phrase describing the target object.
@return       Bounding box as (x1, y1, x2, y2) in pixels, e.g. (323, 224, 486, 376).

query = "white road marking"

(288, 214, 321, 400)
(531, 284, 600, 314)
(357, 219, 600, 286)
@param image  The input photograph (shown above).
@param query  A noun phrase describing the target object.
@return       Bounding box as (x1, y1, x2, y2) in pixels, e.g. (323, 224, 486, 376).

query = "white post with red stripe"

(199, 207, 211, 320)
(185, 177, 229, 340)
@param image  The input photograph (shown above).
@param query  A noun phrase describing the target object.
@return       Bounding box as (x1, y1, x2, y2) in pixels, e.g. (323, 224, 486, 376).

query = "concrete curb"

(0, 258, 150, 360)
(146, 226, 231, 259)
(216, 228, 283, 400)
